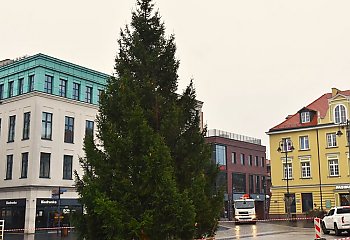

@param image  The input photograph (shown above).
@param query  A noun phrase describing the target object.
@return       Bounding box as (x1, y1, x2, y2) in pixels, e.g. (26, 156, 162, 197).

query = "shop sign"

(335, 185, 350, 190)
(37, 199, 58, 205)
(0, 199, 26, 207)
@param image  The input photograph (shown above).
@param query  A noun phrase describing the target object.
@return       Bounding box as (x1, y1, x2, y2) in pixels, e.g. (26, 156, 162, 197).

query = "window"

(22, 112, 30, 140)
(214, 145, 226, 167)
(44, 75, 53, 94)
(18, 78, 24, 95)
(327, 133, 337, 147)
(301, 193, 313, 213)
(334, 104, 347, 124)
(240, 153, 245, 165)
(301, 160, 311, 178)
(41, 112, 52, 140)
(73, 83, 80, 100)
(299, 136, 309, 150)
(232, 152, 236, 164)
(28, 75, 34, 92)
(85, 86, 93, 103)
(5, 155, 13, 180)
(85, 120, 94, 137)
(329, 158, 339, 176)
(0, 84, 3, 100)
(39, 153, 50, 178)
(59, 79, 67, 97)
(232, 173, 246, 193)
(261, 157, 265, 167)
(249, 175, 254, 194)
(249, 155, 253, 166)
(98, 89, 104, 103)
(281, 138, 293, 152)
(301, 112, 310, 123)
(21, 152, 28, 178)
(8, 115, 16, 142)
(283, 162, 292, 179)
(64, 116, 74, 143)
(8, 81, 13, 97)
(255, 156, 259, 167)
(255, 175, 260, 193)
(63, 155, 73, 180)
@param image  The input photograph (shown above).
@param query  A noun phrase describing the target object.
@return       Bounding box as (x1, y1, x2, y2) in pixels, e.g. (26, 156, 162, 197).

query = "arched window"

(334, 105, 347, 124)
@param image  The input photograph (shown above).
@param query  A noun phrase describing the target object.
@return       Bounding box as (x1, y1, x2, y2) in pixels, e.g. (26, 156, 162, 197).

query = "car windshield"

(235, 201, 254, 209)
(337, 208, 350, 214)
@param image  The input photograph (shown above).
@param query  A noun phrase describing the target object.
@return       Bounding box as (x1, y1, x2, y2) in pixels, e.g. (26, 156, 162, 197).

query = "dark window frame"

(72, 82, 80, 100)
(59, 79, 67, 97)
(18, 78, 24, 95)
(63, 155, 73, 180)
(22, 112, 30, 140)
(64, 116, 75, 143)
(5, 155, 13, 180)
(39, 152, 50, 178)
(44, 75, 53, 94)
(21, 152, 29, 178)
(28, 75, 34, 92)
(8, 115, 16, 142)
(85, 86, 93, 103)
(8, 81, 14, 98)
(41, 112, 53, 140)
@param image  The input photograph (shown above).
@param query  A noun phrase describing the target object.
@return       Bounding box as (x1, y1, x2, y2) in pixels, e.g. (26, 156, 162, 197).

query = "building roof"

(269, 89, 350, 132)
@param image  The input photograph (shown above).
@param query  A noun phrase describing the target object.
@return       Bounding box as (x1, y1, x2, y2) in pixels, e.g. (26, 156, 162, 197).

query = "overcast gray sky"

(1, 0, 350, 157)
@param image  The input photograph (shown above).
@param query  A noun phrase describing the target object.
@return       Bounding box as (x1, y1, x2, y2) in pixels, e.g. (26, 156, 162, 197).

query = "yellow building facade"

(268, 88, 350, 218)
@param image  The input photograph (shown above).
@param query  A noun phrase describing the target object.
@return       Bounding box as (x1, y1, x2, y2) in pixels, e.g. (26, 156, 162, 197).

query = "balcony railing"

(206, 129, 261, 145)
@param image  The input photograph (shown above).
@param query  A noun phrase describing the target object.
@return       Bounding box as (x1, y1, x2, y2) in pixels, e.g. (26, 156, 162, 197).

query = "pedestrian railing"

(0, 220, 4, 240)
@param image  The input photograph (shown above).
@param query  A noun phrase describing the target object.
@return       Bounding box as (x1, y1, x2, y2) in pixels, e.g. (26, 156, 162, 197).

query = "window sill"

(299, 149, 310, 151)
(282, 178, 294, 180)
(64, 142, 74, 144)
(39, 177, 51, 179)
(4, 178, 12, 180)
(326, 146, 338, 149)
(19, 177, 27, 179)
(41, 138, 52, 141)
(7, 141, 14, 143)
(63, 178, 73, 180)
(22, 138, 29, 141)
(300, 177, 312, 179)
(328, 175, 340, 178)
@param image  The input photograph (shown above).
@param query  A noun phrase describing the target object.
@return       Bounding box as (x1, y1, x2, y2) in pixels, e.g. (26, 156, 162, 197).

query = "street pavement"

(3, 223, 350, 240)
(215, 221, 350, 240)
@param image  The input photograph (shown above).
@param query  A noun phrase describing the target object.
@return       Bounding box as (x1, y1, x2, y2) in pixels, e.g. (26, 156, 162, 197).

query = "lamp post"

(277, 138, 294, 219)
(336, 120, 350, 204)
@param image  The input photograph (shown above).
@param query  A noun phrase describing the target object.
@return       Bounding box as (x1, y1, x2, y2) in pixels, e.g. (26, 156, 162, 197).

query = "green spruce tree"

(75, 0, 223, 239)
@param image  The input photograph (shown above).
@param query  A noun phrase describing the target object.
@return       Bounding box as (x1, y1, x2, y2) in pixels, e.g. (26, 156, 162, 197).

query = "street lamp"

(336, 120, 350, 204)
(277, 138, 294, 219)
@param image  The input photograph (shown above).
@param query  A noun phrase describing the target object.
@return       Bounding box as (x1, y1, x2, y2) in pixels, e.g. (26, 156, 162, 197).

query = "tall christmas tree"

(75, 0, 223, 239)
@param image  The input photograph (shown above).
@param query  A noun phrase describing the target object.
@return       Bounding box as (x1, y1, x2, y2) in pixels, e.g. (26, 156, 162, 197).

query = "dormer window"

(301, 112, 310, 123)
(334, 104, 347, 124)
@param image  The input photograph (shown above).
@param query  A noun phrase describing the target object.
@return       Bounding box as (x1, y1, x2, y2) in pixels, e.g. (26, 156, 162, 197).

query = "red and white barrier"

(314, 217, 323, 239)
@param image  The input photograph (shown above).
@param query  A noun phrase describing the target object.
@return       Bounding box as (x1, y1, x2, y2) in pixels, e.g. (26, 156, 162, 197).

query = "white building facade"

(0, 54, 108, 233)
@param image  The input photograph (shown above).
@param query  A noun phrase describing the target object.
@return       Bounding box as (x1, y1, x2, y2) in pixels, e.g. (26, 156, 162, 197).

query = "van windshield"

(235, 201, 254, 209)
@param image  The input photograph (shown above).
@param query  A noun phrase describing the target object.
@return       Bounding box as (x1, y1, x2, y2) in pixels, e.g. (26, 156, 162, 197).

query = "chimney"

(332, 88, 340, 97)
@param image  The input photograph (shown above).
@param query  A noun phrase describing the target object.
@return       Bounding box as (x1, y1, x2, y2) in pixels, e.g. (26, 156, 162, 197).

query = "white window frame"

(299, 136, 309, 150)
(300, 157, 311, 178)
(328, 157, 339, 177)
(301, 112, 310, 123)
(282, 157, 293, 179)
(334, 104, 347, 124)
(282, 138, 293, 152)
(326, 133, 337, 148)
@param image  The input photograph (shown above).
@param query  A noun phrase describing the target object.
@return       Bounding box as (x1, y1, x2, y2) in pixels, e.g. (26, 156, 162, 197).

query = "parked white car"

(322, 206, 350, 236)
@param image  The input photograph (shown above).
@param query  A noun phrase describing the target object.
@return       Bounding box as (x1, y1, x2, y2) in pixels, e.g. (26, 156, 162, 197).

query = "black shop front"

(35, 198, 82, 229)
(0, 199, 26, 230)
